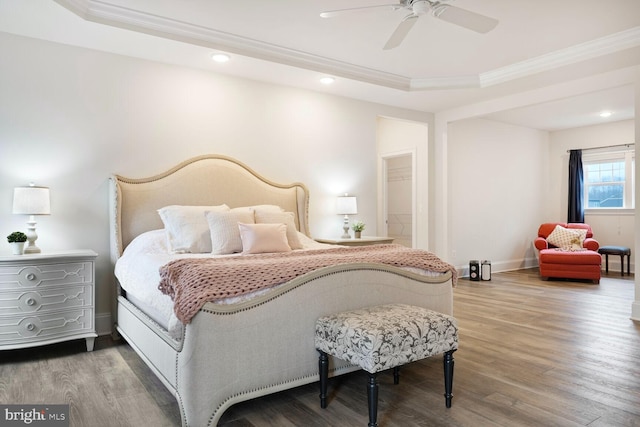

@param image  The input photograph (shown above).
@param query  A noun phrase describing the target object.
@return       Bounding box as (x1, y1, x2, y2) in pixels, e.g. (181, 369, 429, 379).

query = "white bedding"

(115, 229, 333, 338)
(115, 229, 445, 339)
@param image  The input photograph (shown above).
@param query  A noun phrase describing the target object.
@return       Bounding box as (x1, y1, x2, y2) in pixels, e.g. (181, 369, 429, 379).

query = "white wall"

(447, 118, 549, 273)
(548, 119, 635, 273)
(0, 32, 431, 334)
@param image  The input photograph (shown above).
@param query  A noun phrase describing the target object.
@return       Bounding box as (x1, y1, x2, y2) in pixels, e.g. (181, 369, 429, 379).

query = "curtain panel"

(567, 149, 584, 223)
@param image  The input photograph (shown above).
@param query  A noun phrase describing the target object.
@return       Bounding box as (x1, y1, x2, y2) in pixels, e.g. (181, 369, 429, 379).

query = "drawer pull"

(26, 273, 36, 281)
(26, 323, 35, 331)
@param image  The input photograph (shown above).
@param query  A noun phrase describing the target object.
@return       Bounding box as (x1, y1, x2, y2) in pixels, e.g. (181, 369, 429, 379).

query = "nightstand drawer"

(0, 262, 94, 289)
(0, 285, 92, 316)
(0, 308, 94, 345)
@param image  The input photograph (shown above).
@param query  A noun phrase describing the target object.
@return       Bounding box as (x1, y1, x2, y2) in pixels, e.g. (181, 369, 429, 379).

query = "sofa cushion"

(539, 249, 601, 265)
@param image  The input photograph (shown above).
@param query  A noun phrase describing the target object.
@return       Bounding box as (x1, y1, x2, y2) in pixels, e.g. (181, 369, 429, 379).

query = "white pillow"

(254, 211, 303, 249)
(158, 204, 230, 253)
(205, 210, 255, 255)
(546, 225, 587, 250)
(238, 223, 291, 254)
(122, 229, 168, 255)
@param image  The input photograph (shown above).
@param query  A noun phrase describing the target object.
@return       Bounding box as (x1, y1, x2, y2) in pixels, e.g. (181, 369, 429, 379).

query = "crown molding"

(54, 0, 640, 92)
(54, 0, 412, 90)
(411, 75, 480, 90)
(480, 26, 640, 87)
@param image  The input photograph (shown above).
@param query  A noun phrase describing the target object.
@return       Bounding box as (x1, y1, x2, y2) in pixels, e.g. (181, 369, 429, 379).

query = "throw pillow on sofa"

(546, 225, 587, 250)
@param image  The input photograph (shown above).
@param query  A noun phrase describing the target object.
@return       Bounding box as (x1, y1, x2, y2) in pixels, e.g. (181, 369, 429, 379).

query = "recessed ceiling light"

(320, 77, 335, 85)
(211, 53, 230, 63)
(599, 111, 613, 118)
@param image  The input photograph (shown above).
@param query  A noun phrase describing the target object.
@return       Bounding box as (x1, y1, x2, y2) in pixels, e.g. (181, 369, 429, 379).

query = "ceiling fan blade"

(320, 4, 402, 18)
(383, 14, 419, 50)
(431, 4, 498, 33)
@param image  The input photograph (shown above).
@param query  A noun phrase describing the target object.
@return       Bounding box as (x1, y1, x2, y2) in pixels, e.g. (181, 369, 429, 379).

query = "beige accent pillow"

(546, 225, 587, 250)
(254, 211, 302, 250)
(205, 210, 255, 255)
(158, 204, 230, 253)
(238, 223, 292, 254)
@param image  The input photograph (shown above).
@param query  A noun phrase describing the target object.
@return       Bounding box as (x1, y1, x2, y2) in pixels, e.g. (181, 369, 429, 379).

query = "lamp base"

(24, 216, 42, 254)
(341, 216, 351, 239)
(24, 244, 41, 254)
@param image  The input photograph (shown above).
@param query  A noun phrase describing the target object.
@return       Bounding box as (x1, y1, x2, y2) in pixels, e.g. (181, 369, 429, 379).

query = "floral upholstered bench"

(315, 303, 459, 427)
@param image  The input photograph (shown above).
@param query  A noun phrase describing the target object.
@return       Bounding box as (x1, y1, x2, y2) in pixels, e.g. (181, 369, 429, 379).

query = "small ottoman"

(315, 304, 458, 427)
(598, 246, 631, 276)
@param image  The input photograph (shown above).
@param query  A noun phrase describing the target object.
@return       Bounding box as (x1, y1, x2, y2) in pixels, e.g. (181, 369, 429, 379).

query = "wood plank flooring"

(1, 269, 638, 426)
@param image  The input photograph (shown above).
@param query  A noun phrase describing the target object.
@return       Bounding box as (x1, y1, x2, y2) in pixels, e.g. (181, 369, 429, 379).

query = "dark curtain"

(567, 149, 584, 223)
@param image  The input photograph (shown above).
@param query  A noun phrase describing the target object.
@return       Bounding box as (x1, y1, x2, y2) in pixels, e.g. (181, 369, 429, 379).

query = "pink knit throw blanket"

(158, 244, 457, 324)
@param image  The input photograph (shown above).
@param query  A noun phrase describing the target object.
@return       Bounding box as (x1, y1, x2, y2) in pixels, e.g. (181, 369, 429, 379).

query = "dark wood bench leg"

(393, 366, 400, 385)
(443, 350, 456, 408)
(319, 351, 328, 408)
(367, 373, 378, 427)
(620, 254, 625, 276)
(605, 254, 609, 273)
(628, 253, 631, 275)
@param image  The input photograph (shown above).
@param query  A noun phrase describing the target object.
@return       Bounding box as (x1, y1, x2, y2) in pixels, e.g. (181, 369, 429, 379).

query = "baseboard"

(631, 301, 640, 322)
(456, 257, 538, 278)
(601, 259, 634, 275)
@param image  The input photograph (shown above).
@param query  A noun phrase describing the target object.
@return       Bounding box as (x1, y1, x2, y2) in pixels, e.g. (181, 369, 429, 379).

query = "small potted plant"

(351, 221, 365, 238)
(7, 231, 27, 255)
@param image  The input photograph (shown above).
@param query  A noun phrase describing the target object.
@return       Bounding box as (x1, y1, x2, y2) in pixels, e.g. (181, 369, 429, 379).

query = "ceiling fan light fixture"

(413, 1, 430, 15)
(211, 53, 230, 63)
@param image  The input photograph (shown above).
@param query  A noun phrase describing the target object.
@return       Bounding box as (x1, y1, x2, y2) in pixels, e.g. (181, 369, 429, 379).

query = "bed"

(109, 154, 455, 426)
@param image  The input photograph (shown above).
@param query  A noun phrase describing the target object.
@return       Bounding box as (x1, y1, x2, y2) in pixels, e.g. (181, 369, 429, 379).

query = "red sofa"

(534, 223, 601, 284)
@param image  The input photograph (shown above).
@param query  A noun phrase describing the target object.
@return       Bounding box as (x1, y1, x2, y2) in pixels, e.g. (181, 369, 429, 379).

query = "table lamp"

(336, 194, 357, 239)
(13, 183, 51, 254)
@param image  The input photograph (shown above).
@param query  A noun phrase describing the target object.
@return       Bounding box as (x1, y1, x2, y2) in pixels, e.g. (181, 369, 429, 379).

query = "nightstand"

(315, 237, 394, 247)
(0, 250, 98, 352)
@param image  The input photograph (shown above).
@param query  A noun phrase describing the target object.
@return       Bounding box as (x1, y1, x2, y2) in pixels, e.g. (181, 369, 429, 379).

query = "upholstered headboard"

(109, 154, 310, 264)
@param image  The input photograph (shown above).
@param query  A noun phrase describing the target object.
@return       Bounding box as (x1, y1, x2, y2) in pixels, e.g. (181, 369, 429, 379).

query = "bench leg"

(605, 254, 609, 273)
(620, 254, 625, 276)
(319, 351, 328, 409)
(393, 366, 400, 385)
(367, 373, 379, 427)
(443, 350, 456, 408)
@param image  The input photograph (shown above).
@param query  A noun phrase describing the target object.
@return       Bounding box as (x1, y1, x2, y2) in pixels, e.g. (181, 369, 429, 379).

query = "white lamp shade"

(13, 186, 51, 215)
(336, 195, 357, 215)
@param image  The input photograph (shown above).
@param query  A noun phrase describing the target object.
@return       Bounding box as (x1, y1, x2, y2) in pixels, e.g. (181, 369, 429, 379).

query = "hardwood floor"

(1, 269, 638, 426)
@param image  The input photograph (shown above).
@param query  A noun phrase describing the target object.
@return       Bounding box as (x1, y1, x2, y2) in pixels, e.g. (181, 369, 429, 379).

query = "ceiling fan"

(320, 0, 499, 50)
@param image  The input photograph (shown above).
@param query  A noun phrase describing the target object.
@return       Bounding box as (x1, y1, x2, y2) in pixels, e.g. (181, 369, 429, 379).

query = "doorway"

(377, 116, 427, 249)
(383, 152, 415, 247)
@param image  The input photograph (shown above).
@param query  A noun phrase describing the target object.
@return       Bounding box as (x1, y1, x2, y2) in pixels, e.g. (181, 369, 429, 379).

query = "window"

(583, 150, 635, 209)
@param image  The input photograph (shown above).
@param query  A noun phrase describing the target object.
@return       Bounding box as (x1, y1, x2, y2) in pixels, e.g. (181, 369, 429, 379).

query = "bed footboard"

(175, 264, 453, 426)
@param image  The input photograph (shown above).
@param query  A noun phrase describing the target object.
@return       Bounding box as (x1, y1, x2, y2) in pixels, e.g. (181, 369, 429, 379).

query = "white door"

(383, 153, 415, 247)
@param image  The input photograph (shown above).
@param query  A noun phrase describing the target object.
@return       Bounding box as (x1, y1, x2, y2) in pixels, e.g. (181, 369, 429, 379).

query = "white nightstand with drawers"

(0, 250, 98, 352)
